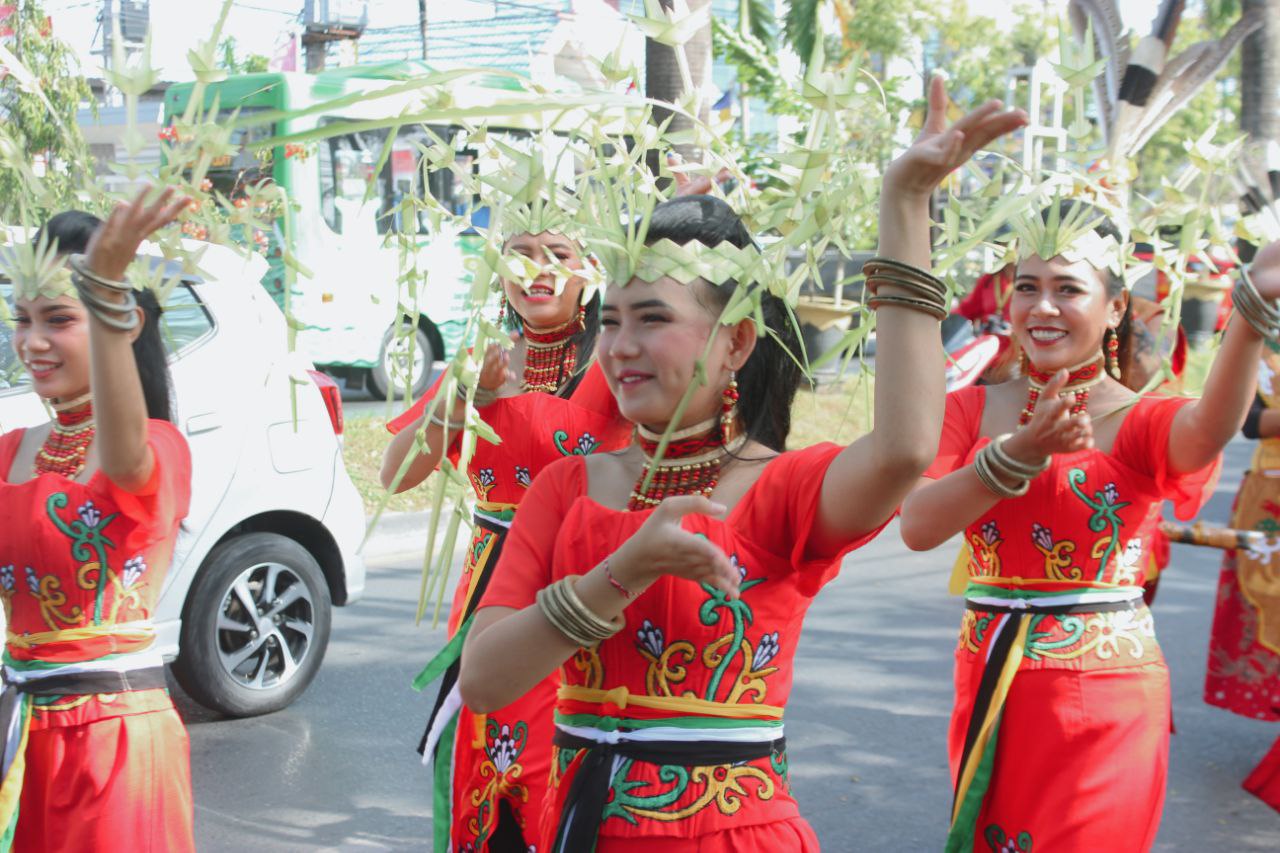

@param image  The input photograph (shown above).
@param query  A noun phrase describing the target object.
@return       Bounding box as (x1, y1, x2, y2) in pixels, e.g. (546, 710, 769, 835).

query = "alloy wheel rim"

(216, 561, 315, 691)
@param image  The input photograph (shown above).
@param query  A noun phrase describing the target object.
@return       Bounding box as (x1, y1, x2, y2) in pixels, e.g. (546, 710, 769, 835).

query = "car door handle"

(185, 413, 222, 435)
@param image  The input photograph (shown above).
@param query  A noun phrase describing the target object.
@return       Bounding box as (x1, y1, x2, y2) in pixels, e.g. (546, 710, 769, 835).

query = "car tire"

(172, 532, 332, 717)
(367, 322, 433, 400)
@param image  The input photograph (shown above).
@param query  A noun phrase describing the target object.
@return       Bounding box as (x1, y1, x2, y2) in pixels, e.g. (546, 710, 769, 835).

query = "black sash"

(550, 728, 786, 853)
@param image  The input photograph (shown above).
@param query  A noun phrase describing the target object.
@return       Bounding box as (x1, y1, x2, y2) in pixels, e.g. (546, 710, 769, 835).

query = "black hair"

(1027, 200, 1133, 382)
(642, 195, 803, 452)
(502, 235, 600, 399)
(35, 211, 174, 422)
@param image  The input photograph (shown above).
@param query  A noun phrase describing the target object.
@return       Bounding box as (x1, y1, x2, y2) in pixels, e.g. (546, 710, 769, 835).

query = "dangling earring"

(575, 302, 586, 332)
(1018, 349, 1031, 377)
(720, 372, 740, 442)
(497, 294, 508, 326)
(1105, 328, 1121, 379)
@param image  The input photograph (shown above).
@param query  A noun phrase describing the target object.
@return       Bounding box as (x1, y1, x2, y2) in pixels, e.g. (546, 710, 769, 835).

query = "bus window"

(318, 127, 389, 235)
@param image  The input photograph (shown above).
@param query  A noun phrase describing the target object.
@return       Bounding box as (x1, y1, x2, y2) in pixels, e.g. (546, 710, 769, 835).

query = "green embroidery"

(603, 758, 689, 825)
(1066, 468, 1130, 580)
(554, 429, 600, 456)
(985, 823, 1033, 852)
(46, 493, 117, 624)
(1022, 614, 1086, 660)
(698, 570, 764, 703)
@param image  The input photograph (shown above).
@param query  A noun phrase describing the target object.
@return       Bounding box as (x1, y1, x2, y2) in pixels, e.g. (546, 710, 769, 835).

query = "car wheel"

(172, 532, 332, 717)
(367, 322, 433, 400)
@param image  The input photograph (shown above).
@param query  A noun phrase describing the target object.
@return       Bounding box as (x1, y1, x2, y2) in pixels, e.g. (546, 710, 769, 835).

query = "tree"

(217, 36, 269, 74)
(0, 0, 95, 221)
(1206, 0, 1279, 143)
(644, 0, 713, 162)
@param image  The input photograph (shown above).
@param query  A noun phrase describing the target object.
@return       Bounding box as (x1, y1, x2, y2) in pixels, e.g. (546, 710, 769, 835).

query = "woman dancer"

(1204, 340, 1280, 812)
(383, 226, 630, 851)
(901, 202, 1280, 849)
(0, 193, 193, 850)
(457, 83, 1026, 851)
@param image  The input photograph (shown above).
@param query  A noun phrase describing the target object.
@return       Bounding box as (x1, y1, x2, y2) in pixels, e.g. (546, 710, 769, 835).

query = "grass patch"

(341, 375, 875, 514)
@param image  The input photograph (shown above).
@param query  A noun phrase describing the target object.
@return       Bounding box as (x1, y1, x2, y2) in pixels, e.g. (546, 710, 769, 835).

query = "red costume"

(0, 420, 194, 852)
(1204, 350, 1280, 812)
(480, 443, 887, 851)
(388, 363, 630, 851)
(925, 386, 1218, 851)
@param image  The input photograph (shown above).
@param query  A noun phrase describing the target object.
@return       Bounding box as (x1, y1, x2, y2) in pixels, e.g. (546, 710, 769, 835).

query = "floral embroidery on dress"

(514, 465, 532, 488)
(471, 468, 497, 501)
(122, 556, 147, 589)
(1030, 523, 1084, 581)
(985, 824, 1033, 852)
(553, 430, 599, 457)
(0, 564, 14, 595)
(1067, 470, 1130, 580)
(1111, 537, 1144, 585)
(464, 719, 531, 848)
(968, 521, 1004, 577)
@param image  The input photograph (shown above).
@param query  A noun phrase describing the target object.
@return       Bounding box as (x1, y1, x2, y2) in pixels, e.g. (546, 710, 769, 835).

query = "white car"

(0, 244, 366, 717)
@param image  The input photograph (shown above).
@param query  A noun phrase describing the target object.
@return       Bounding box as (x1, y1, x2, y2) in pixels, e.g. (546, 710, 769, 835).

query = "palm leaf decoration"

(784, 0, 823, 69)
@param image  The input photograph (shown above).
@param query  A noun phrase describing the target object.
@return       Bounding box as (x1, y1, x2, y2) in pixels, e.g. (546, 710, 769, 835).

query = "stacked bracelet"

(457, 384, 499, 408)
(536, 576, 623, 649)
(973, 434, 1050, 500)
(68, 254, 139, 332)
(862, 256, 950, 320)
(1232, 266, 1280, 341)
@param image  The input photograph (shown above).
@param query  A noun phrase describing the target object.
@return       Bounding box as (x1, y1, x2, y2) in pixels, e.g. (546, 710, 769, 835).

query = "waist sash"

(550, 685, 786, 853)
(946, 582, 1144, 853)
(0, 647, 166, 850)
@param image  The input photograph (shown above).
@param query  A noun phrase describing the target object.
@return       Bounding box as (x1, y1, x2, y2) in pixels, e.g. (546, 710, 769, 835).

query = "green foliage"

(217, 36, 269, 75)
(0, 0, 95, 221)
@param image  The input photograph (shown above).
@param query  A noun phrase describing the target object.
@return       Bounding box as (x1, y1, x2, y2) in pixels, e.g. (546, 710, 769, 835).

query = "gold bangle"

(536, 576, 622, 648)
(863, 256, 946, 292)
(974, 443, 1029, 498)
(67, 253, 132, 293)
(988, 434, 1049, 480)
(864, 270, 949, 300)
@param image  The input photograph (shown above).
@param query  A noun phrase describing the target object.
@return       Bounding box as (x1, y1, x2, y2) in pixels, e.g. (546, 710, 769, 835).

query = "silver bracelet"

(68, 253, 132, 293)
(428, 412, 465, 431)
(72, 276, 139, 331)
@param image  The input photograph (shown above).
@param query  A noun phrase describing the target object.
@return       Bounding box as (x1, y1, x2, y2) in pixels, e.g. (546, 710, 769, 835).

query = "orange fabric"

(481, 444, 888, 845)
(14, 708, 194, 852)
(0, 419, 193, 845)
(927, 388, 1219, 846)
(388, 362, 630, 849)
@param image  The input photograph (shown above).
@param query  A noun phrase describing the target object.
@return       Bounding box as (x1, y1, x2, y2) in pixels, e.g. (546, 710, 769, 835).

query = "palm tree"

(1207, 0, 1279, 142)
(645, 0, 713, 162)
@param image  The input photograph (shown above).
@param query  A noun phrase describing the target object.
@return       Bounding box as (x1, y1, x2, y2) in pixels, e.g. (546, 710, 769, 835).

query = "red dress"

(925, 386, 1219, 852)
(0, 420, 194, 852)
(1204, 351, 1280, 811)
(388, 363, 630, 851)
(480, 443, 887, 851)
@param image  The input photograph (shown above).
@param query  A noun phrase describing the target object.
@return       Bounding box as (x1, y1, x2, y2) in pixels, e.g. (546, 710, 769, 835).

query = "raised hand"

(1005, 370, 1094, 462)
(608, 495, 740, 600)
(884, 75, 1028, 199)
(85, 186, 191, 282)
(477, 339, 515, 391)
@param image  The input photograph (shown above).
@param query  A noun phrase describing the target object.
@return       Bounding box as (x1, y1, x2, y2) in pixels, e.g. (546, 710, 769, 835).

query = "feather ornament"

(1067, 0, 1129, 139)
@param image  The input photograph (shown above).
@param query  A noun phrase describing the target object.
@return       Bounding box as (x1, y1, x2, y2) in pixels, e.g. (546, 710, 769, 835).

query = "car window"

(161, 282, 215, 354)
(0, 280, 214, 393)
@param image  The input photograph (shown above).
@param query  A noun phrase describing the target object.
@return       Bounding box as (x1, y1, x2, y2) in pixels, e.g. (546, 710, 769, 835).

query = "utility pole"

(418, 0, 428, 61)
(302, 0, 367, 73)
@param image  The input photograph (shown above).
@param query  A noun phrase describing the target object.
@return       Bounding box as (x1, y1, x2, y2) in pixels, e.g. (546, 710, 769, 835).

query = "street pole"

(418, 0, 428, 61)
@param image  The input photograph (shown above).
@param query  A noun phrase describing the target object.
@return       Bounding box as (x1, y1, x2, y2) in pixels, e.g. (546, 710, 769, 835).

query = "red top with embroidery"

(925, 385, 1219, 671)
(480, 443, 886, 843)
(387, 361, 631, 507)
(0, 420, 191, 728)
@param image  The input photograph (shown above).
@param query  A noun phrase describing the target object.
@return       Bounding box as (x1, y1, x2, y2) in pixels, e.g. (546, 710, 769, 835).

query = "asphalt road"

(177, 437, 1280, 851)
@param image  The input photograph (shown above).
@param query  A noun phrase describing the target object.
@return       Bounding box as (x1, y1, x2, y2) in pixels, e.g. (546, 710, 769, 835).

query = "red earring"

(1105, 329, 1121, 379)
(720, 373, 740, 441)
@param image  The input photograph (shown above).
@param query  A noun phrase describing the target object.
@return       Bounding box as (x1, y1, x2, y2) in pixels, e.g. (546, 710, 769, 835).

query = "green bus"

(164, 61, 585, 399)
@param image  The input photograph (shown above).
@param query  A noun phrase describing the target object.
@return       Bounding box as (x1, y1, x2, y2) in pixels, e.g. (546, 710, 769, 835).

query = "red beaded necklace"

(36, 396, 95, 479)
(521, 308, 583, 393)
(627, 414, 745, 511)
(1019, 354, 1106, 426)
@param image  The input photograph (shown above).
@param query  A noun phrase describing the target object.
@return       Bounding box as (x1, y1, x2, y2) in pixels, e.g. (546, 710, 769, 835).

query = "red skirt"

(15, 707, 194, 852)
(950, 660, 1170, 851)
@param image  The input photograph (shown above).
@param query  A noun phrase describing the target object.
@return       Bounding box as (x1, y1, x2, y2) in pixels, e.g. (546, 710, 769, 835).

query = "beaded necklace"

(1019, 354, 1106, 426)
(627, 414, 745, 511)
(521, 309, 582, 393)
(36, 396, 95, 479)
